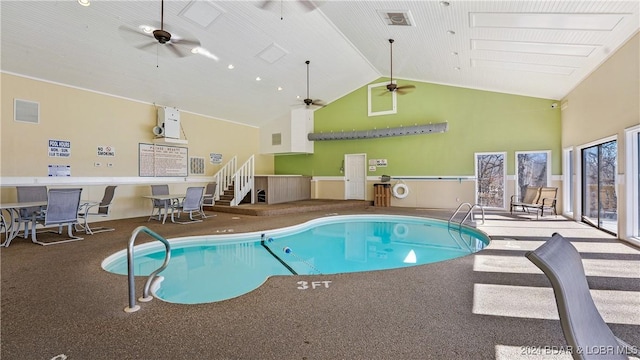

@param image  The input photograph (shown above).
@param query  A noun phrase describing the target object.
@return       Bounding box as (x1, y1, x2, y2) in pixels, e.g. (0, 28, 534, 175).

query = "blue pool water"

(102, 215, 489, 304)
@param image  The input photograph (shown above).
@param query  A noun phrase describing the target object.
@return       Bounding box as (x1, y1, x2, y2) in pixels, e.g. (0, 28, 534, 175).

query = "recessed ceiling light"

(78, 0, 90, 6)
(277, 86, 283, 91)
(440, 1, 450, 6)
(139, 25, 154, 34)
(454, 67, 461, 70)
(447, 30, 456, 35)
(451, 51, 459, 56)
(227, 64, 234, 70)
(255, 77, 261, 81)
(296, 95, 301, 99)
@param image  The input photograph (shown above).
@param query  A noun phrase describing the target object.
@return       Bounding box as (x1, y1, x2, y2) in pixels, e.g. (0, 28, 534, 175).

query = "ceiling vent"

(257, 43, 288, 64)
(179, 0, 225, 29)
(378, 10, 414, 26)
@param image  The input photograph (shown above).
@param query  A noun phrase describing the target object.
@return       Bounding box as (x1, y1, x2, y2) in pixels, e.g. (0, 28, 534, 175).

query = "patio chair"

(16, 185, 48, 238)
(76, 185, 117, 234)
(31, 188, 84, 246)
(201, 182, 218, 217)
(148, 184, 173, 223)
(510, 186, 540, 214)
(173, 186, 205, 224)
(525, 233, 638, 360)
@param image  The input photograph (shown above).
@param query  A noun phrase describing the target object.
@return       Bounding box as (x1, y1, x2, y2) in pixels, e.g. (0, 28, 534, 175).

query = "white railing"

(213, 156, 237, 201)
(231, 155, 255, 206)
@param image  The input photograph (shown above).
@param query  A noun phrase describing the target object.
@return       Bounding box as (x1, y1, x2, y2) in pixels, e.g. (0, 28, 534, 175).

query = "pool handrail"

(125, 226, 171, 313)
(448, 203, 485, 229)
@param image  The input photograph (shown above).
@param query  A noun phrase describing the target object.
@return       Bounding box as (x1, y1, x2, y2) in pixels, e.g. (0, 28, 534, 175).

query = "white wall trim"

(0, 176, 212, 187)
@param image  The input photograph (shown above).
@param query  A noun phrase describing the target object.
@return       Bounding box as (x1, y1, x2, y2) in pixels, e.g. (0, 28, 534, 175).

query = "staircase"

(215, 183, 236, 206)
(213, 155, 255, 207)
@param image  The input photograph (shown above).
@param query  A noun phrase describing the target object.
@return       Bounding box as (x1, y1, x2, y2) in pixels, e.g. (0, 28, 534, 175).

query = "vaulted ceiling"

(2, 1, 638, 127)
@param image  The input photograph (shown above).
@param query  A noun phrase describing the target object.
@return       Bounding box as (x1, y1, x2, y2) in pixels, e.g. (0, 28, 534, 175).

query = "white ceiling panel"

(1, 0, 638, 127)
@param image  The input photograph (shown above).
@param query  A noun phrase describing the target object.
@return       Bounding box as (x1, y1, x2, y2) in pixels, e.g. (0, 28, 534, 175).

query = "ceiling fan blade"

(311, 100, 325, 107)
(259, 0, 275, 9)
(166, 44, 187, 57)
(396, 85, 416, 95)
(136, 42, 157, 51)
(299, 0, 317, 11)
(171, 38, 200, 47)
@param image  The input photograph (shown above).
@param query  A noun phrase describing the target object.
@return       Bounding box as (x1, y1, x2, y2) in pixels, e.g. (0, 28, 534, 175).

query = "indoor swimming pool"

(102, 214, 490, 304)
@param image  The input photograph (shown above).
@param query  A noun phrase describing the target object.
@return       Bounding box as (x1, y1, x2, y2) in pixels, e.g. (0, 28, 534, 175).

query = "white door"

(345, 154, 366, 200)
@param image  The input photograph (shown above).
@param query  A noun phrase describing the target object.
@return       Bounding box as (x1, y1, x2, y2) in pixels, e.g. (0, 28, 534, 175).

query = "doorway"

(345, 154, 366, 200)
(581, 140, 617, 235)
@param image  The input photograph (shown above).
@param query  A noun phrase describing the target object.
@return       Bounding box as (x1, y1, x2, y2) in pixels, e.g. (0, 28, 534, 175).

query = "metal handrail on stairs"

(124, 226, 171, 313)
(448, 202, 485, 229)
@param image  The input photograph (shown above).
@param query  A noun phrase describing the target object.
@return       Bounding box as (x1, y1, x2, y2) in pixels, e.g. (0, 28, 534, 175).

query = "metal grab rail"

(448, 203, 485, 229)
(125, 226, 171, 313)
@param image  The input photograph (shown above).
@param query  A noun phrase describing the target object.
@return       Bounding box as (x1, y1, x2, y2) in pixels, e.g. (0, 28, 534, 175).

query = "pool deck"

(1, 204, 639, 359)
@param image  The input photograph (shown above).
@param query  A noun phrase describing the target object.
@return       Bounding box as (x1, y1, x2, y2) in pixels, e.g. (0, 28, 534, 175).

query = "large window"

(515, 151, 550, 201)
(475, 152, 506, 209)
(582, 140, 617, 235)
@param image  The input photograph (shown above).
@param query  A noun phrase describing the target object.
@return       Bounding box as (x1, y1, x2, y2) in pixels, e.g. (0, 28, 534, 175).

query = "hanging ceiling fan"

(301, 60, 325, 107)
(119, 0, 200, 58)
(381, 39, 415, 95)
(259, 0, 317, 12)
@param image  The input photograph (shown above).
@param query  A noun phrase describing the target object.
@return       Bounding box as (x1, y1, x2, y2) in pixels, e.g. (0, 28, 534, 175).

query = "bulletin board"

(139, 143, 188, 177)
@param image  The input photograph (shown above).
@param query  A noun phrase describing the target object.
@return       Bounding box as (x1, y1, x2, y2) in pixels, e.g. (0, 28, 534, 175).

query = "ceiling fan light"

(139, 25, 154, 34)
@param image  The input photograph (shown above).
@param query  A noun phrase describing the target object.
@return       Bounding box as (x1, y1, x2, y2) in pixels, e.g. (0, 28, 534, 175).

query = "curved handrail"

(125, 226, 171, 313)
(448, 203, 485, 229)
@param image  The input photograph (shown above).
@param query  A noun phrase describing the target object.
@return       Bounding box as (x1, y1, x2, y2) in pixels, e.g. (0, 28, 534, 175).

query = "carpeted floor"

(1, 204, 639, 360)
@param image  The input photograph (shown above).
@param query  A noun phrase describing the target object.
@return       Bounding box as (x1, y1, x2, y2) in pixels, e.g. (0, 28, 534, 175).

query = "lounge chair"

(76, 185, 117, 234)
(201, 182, 218, 217)
(526, 233, 638, 359)
(511, 186, 557, 219)
(16, 185, 48, 238)
(510, 186, 540, 214)
(172, 186, 205, 224)
(148, 184, 174, 223)
(31, 188, 84, 246)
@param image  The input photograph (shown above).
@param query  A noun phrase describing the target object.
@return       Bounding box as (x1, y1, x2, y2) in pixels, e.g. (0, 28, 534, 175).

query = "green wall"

(275, 78, 561, 176)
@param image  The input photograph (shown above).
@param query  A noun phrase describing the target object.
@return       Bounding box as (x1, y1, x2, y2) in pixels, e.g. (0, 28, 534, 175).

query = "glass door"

(581, 140, 617, 234)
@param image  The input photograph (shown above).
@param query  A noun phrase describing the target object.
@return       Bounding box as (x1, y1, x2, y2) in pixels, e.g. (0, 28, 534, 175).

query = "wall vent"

(272, 133, 282, 146)
(14, 99, 40, 124)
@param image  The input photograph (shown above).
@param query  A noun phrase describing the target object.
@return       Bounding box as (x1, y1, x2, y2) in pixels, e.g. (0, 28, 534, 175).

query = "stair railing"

(213, 156, 237, 201)
(231, 155, 255, 206)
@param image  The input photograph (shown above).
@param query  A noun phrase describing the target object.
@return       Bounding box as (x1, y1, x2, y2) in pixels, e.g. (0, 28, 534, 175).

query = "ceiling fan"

(259, 0, 316, 14)
(381, 39, 415, 95)
(119, 0, 200, 58)
(301, 60, 325, 107)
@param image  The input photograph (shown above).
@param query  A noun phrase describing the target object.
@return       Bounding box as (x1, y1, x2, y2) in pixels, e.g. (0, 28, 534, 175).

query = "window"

(475, 152, 506, 209)
(515, 151, 550, 201)
(563, 148, 575, 215)
(625, 125, 640, 240)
